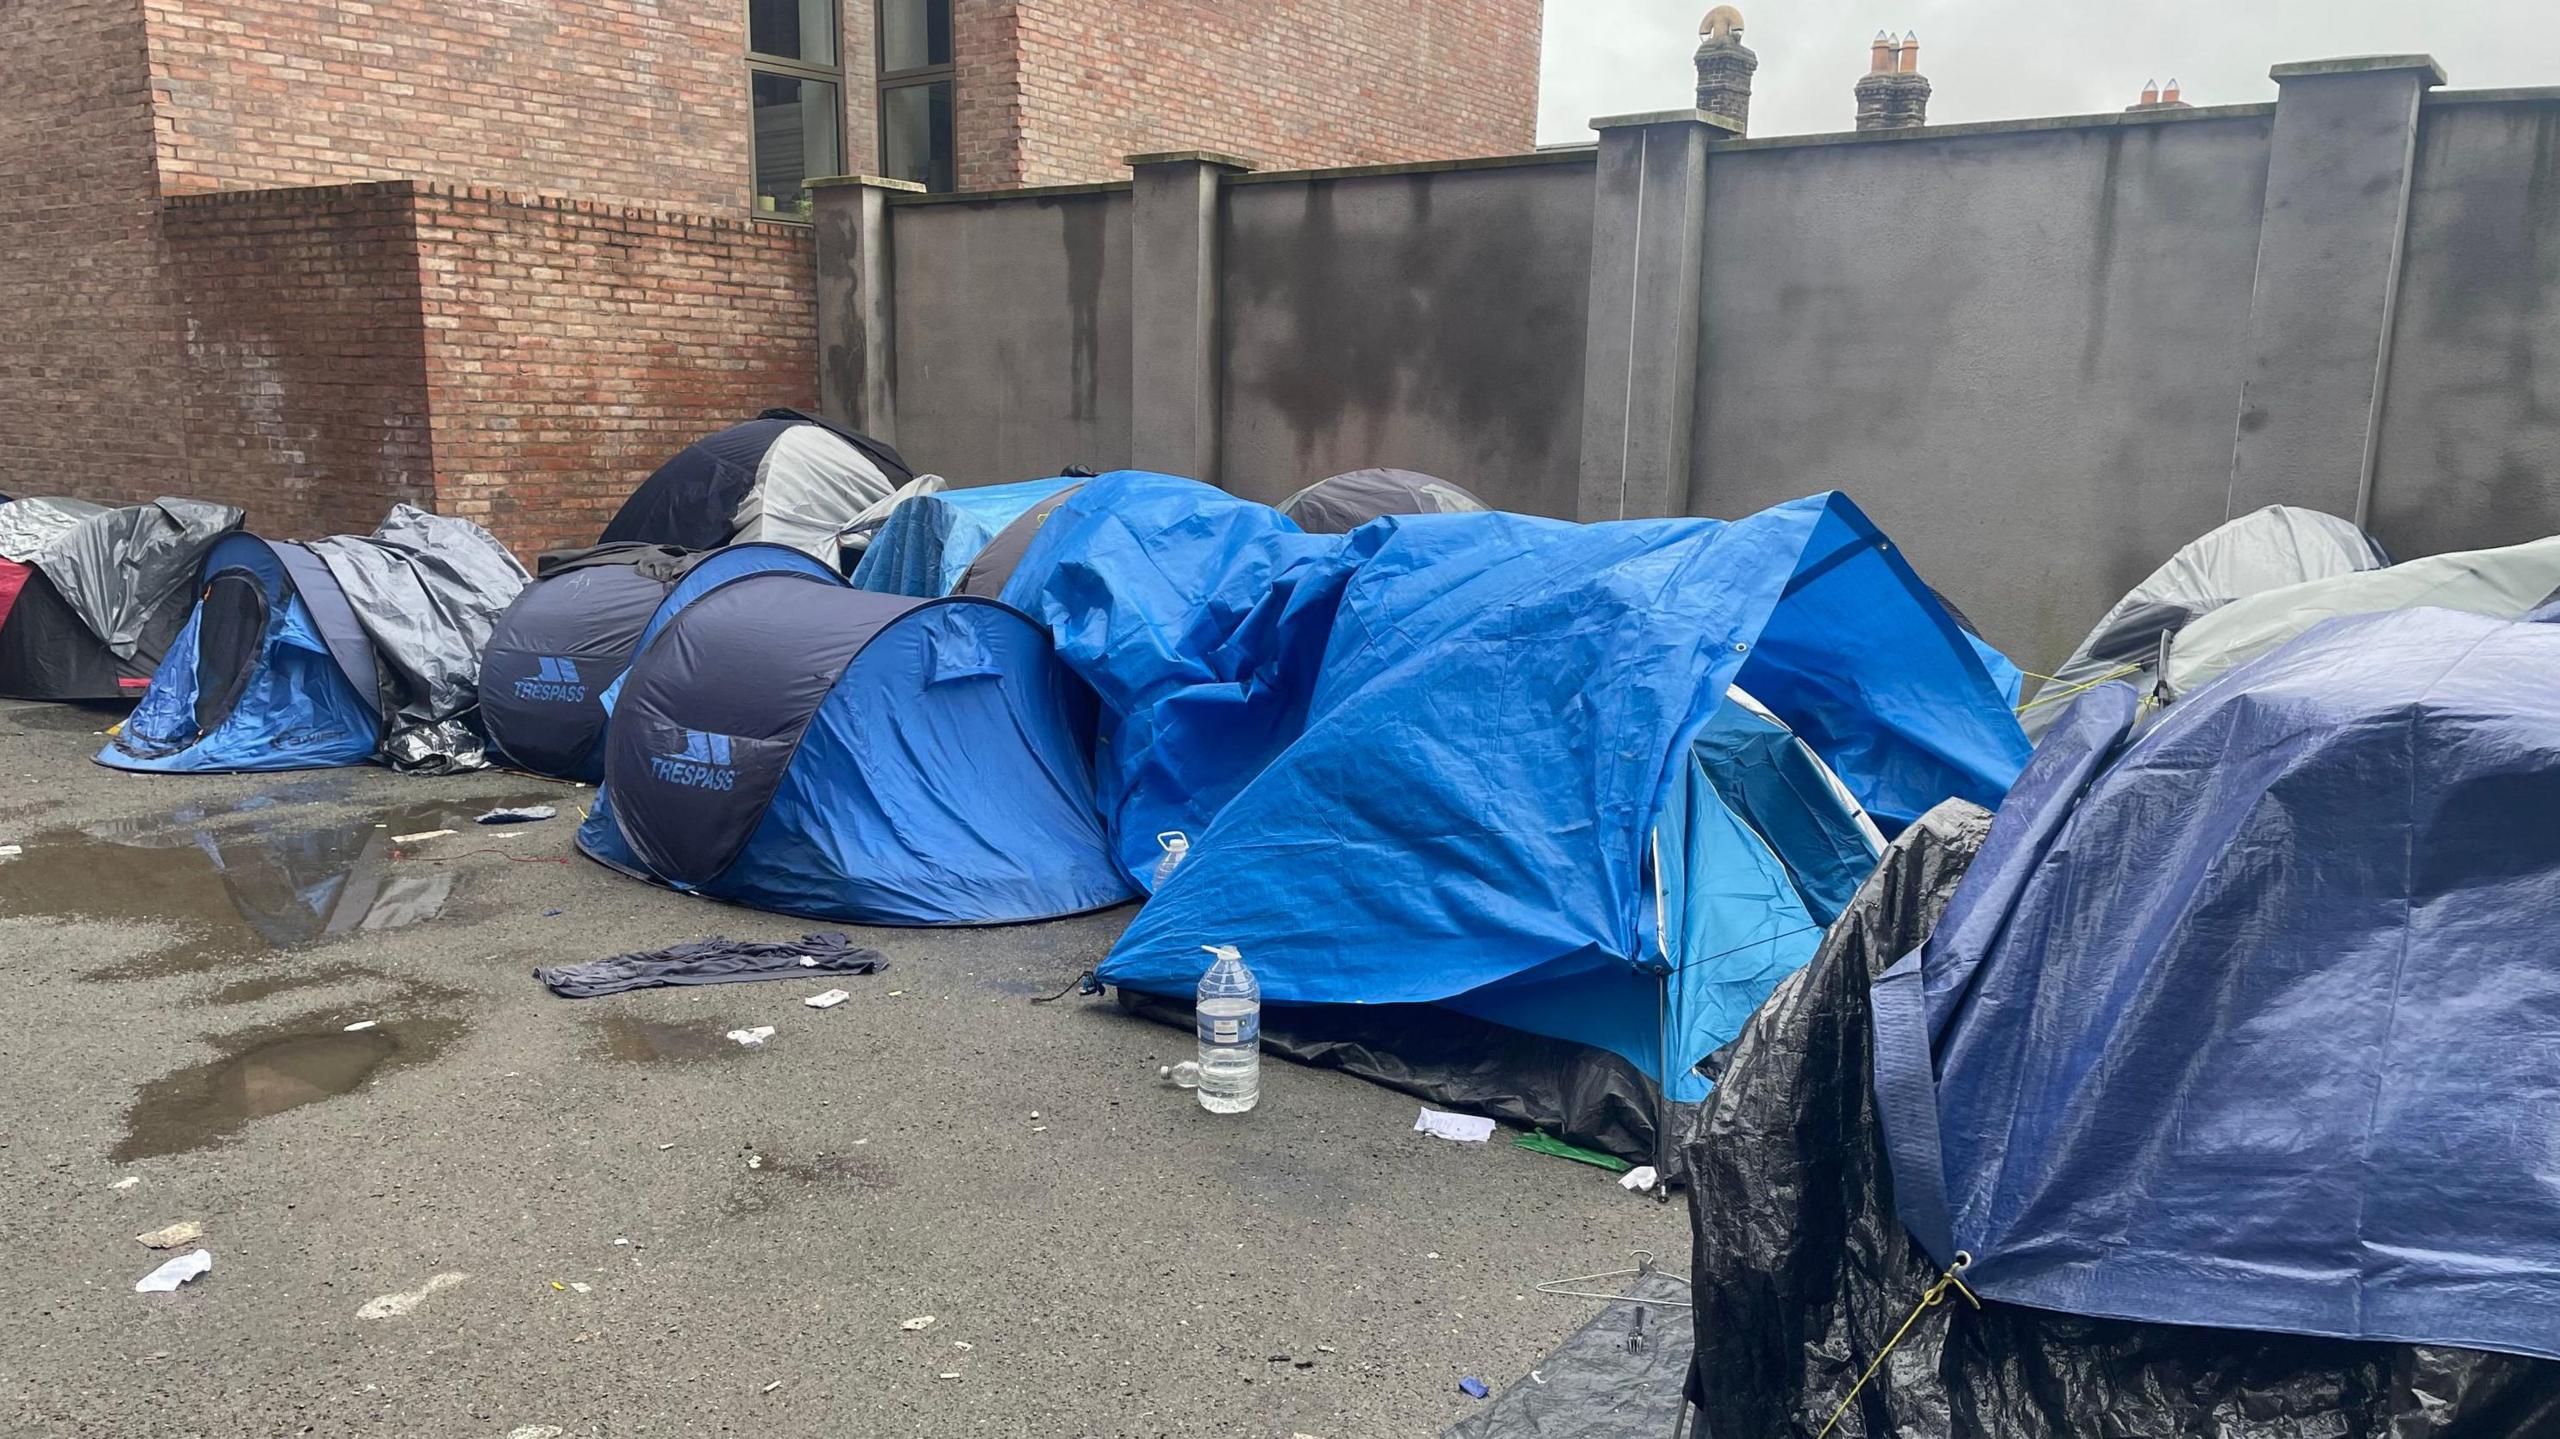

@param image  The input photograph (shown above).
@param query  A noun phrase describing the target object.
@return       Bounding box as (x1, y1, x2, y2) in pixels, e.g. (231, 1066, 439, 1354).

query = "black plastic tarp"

(1681, 800, 2560, 1438)
(303, 506, 528, 771)
(0, 496, 244, 656)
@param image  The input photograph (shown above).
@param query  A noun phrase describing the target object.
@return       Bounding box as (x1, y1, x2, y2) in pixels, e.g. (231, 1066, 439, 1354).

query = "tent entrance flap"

(191, 571, 270, 735)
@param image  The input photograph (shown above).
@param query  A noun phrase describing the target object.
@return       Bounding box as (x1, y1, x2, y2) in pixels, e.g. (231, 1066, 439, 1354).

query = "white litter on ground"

(356, 1271, 469, 1320)
(135, 1250, 212, 1294)
(109, 1176, 141, 1191)
(726, 1027, 776, 1047)
(391, 829, 455, 844)
(1414, 1107, 1497, 1143)
(342, 1020, 378, 1032)
(1620, 1165, 1660, 1192)
(902, 1315, 937, 1331)
(803, 989, 850, 1009)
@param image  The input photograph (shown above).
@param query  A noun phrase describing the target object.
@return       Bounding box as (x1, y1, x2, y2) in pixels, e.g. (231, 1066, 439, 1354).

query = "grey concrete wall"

(2369, 95, 2560, 557)
(813, 63, 2560, 672)
(1691, 113, 2276, 669)
(886, 188, 1134, 484)
(1216, 158, 1595, 516)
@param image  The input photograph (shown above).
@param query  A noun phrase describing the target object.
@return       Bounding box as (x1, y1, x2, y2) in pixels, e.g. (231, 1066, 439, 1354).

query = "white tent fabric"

(730, 423, 900, 560)
(2160, 535, 2560, 700)
(2022, 505, 2385, 736)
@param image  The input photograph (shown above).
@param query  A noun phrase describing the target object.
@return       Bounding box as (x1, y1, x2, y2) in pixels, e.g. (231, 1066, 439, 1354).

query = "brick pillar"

(2224, 55, 2443, 523)
(1577, 110, 1732, 521)
(1127, 151, 1252, 485)
(1693, 7, 1757, 136)
(808, 174, 925, 441)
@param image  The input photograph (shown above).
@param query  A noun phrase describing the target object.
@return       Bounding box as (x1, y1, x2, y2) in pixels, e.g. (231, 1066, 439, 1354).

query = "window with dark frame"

(877, 0, 955, 193)
(748, 0, 846, 218)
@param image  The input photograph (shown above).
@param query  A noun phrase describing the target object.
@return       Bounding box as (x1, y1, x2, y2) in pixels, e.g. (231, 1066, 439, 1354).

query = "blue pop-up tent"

(849, 476, 1080, 597)
(101, 533, 383, 772)
(1079, 491, 2028, 1153)
(576, 577, 1133, 926)
(1873, 605, 2560, 1363)
(101, 507, 527, 773)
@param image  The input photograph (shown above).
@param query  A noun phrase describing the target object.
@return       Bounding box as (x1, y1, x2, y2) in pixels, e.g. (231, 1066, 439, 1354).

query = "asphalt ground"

(0, 698, 1690, 1438)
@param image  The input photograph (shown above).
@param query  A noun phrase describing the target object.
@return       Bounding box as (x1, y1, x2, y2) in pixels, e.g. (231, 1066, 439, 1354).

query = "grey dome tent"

(2158, 533, 2560, 702)
(1276, 468, 1486, 534)
(2020, 505, 2385, 736)
(599, 409, 918, 565)
(0, 496, 244, 702)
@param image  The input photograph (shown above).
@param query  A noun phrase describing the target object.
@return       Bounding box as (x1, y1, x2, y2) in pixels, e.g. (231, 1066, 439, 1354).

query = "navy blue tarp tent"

(1873, 605, 2560, 1362)
(994, 480, 2026, 1151)
(481, 543, 701, 781)
(102, 507, 527, 773)
(848, 476, 1080, 597)
(576, 577, 1133, 926)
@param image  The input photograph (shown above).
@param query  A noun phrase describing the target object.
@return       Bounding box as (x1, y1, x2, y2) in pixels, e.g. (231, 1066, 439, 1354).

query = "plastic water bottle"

(1195, 944, 1260, 1114)
(1153, 831, 1191, 889)
(1158, 1060, 1200, 1089)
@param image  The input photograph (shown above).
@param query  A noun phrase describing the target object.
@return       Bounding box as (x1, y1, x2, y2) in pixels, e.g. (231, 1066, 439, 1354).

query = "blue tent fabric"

(582, 579, 1134, 927)
(481, 549, 695, 781)
(1093, 491, 2028, 1102)
(1872, 607, 2560, 1362)
(850, 477, 1079, 597)
(101, 535, 381, 773)
(594, 543, 845, 717)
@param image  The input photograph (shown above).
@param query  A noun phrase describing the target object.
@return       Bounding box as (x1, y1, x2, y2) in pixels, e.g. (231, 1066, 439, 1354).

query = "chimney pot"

(2162, 78, 2181, 102)
(1898, 32, 1920, 74)
(2141, 79, 2159, 105)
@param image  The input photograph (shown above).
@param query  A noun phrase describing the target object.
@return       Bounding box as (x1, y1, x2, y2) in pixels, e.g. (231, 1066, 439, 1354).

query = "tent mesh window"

(191, 570, 270, 736)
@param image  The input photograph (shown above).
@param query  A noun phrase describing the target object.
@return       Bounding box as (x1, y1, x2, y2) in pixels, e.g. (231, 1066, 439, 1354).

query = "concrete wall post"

(1577, 110, 1731, 521)
(2224, 55, 2443, 523)
(808, 174, 924, 441)
(1127, 151, 1252, 484)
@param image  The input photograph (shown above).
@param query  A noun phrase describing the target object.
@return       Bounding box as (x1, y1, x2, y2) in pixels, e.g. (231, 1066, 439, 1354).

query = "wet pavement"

(0, 697, 1689, 1438)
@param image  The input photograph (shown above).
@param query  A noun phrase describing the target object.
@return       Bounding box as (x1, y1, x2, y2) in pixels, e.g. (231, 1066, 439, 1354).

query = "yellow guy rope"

(1814, 1253, 1979, 1439)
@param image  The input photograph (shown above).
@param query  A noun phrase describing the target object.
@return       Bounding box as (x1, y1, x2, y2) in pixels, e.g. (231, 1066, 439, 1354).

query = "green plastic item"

(1514, 1131, 1634, 1173)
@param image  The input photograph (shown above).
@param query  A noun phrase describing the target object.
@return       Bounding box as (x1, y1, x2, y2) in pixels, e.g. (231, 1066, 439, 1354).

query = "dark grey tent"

(954, 481, 1086, 599)
(0, 496, 244, 701)
(480, 543, 703, 781)
(1277, 468, 1486, 534)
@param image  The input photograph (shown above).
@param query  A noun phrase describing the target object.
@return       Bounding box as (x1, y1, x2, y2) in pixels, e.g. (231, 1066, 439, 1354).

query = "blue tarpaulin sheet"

(852, 478, 1079, 597)
(1873, 606, 2560, 1362)
(1045, 484, 2027, 1097)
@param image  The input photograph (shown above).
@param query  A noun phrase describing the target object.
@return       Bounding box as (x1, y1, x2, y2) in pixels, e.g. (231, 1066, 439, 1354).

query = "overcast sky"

(1538, 0, 2560, 143)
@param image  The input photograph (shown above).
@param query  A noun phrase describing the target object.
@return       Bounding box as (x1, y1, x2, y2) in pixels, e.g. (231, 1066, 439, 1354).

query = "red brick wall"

(160, 185, 435, 540)
(412, 185, 820, 559)
(141, 0, 878, 213)
(954, 0, 1546, 190)
(0, 0, 188, 506)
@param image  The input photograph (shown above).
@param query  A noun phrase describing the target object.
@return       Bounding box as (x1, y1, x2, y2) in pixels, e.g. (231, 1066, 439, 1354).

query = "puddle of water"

(0, 790, 561, 979)
(589, 1015, 749, 1066)
(113, 1012, 469, 1161)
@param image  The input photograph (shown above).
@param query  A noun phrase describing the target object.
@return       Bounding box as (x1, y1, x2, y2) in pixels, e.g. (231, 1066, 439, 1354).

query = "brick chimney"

(1693, 6, 1757, 135)
(1855, 30, 1932, 131)
(2127, 77, 2194, 112)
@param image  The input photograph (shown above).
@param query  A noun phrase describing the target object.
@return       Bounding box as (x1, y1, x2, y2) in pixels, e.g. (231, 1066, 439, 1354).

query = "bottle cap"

(1201, 944, 1241, 961)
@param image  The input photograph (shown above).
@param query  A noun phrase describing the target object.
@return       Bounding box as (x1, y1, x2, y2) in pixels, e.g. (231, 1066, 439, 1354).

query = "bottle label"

(1199, 1012, 1259, 1048)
